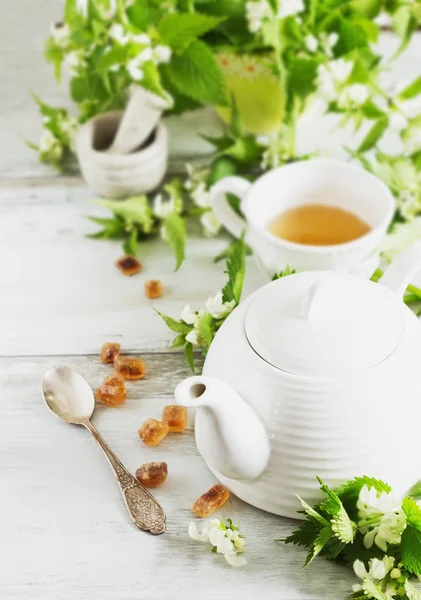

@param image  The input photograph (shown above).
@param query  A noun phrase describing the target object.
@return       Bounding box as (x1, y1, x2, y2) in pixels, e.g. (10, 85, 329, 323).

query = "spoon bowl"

(43, 365, 94, 424)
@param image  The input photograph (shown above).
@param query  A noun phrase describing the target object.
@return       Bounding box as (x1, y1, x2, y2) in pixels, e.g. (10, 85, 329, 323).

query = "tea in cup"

(210, 159, 395, 277)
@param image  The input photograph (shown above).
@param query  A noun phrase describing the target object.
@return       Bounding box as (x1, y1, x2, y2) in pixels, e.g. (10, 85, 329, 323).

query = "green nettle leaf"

(357, 117, 389, 153)
(297, 496, 331, 527)
(404, 579, 421, 600)
(93, 196, 154, 232)
(208, 156, 238, 185)
(184, 342, 195, 372)
(317, 478, 356, 543)
(272, 266, 296, 280)
(362, 578, 388, 600)
(87, 216, 125, 239)
(362, 101, 386, 120)
(122, 228, 138, 256)
(403, 496, 421, 529)
(164, 40, 228, 106)
(162, 213, 186, 271)
(197, 313, 214, 347)
(408, 480, 421, 499)
(141, 61, 170, 101)
(158, 12, 224, 53)
(401, 526, 421, 575)
(171, 333, 187, 348)
(154, 309, 192, 335)
(221, 236, 246, 305)
(126, 1, 161, 29)
(334, 16, 368, 55)
(335, 476, 392, 504)
(221, 136, 262, 166)
(282, 519, 321, 548)
(288, 58, 318, 99)
(304, 526, 333, 566)
(399, 76, 421, 100)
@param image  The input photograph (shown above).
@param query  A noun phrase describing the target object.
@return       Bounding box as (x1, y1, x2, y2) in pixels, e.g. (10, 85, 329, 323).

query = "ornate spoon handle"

(84, 420, 166, 534)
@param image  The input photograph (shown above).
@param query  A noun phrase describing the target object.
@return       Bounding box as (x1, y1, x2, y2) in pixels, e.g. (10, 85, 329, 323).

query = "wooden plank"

(0, 352, 355, 600)
(0, 183, 267, 356)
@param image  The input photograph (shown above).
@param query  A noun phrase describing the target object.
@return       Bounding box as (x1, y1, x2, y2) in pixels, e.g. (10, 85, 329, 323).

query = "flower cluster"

(33, 98, 79, 168)
(185, 164, 221, 237)
(357, 485, 406, 552)
(284, 477, 421, 600)
(245, 0, 304, 33)
(188, 518, 247, 567)
(181, 292, 236, 347)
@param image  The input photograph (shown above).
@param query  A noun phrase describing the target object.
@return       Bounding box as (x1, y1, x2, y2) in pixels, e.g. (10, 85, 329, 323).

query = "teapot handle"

(380, 241, 421, 298)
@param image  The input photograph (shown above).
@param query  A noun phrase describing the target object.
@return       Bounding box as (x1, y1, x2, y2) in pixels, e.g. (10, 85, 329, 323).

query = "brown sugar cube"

(114, 356, 145, 380)
(135, 462, 168, 488)
(138, 418, 169, 447)
(99, 342, 121, 364)
(192, 484, 230, 517)
(115, 255, 142, 276)
(144, 280, 164, 299)
(162, 405, 188, 433)
(95, 374, 126, 407)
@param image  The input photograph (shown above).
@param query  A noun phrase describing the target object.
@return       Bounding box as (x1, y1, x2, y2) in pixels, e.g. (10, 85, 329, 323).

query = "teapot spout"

(175, 376, 270, 481)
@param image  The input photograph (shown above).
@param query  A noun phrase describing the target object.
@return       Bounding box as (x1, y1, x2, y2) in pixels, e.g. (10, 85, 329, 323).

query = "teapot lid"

(244, 271, 403, 377)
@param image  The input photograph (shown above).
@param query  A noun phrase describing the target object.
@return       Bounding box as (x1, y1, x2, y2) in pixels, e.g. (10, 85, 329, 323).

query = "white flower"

(205, 291, 235, 319)
(50, 22, 70, 45)
(305, 35, 318, 53)
(405, 127, 421, 154)
(389, 111, 408, 133)
(329, 58, 353, 83)
(322, 32, 339, 57)
(200, 211, 221, 237)
(185, 329, 199, 345)
(153, 45, 172, 64)
(191, 182, 211, 208)
(39, 130, 62, 161)
(245, 0, 272, 33)
(132, 33, 151, 45)
(64, 51, 85, 76)
(399, 97, 421, 120)
(76, 0, 88, 17)
(338, 84, 369, 108)
(181, 305, 198, 325)
(398, 189, 420, 221)
(59, 116, 79, 152)
(353, 556, 395, 582)
(188, 519, 247, 567)
(153, 193, 176, 218)
(109, 23, 130, 45)
(137, 47, 153, 63)
(357, 485, 406, 552)
(317, 59, 354, 102)
(277, 0, 305, 18)
(127, 58, 144, 81)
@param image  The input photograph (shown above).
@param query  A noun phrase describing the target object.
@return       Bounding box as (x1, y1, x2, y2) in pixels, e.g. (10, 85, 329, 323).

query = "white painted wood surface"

(1, 2, 420, 598)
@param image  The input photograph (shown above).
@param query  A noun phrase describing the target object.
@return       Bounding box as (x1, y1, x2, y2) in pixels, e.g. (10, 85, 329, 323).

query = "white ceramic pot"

(76, 111, 168, 199)
(210, 159, 395, 278)
(175, 243, 421, 518)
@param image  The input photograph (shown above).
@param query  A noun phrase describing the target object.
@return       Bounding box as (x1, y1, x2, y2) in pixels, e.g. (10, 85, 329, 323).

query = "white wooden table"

(1, 4, 420, 599)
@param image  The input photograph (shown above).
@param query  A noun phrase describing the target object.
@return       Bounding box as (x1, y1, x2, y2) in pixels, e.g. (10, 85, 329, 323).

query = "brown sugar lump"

(135, 462, 168, 488)
(144, 280, 163, 299)
(99, 342, 121, 364)
(114, 356, 145, 380)
(138, 418, 169, 447)
(115, 255, 142, 276)
(192, 484, 230, 517)
(95, 374, 126, 407)
(162, 405, 188, 433)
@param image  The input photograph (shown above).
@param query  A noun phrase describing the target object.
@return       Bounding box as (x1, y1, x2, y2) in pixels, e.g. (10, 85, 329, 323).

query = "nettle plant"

(35, 0, 421, 266)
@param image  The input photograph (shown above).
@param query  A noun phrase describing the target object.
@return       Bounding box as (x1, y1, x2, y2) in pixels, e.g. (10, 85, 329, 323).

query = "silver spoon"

(42, 365, 166, 535)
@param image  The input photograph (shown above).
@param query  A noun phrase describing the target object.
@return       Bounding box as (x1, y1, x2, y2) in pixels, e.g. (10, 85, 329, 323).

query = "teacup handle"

(210, 177, 252, 238)
(380, 241, 421, 298)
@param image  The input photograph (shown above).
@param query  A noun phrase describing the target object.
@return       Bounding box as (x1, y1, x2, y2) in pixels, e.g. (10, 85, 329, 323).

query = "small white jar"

(76, 111, 168, 199)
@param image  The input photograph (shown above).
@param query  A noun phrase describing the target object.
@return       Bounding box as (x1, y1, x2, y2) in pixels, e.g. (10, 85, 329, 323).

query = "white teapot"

(175, 243, 421, 518)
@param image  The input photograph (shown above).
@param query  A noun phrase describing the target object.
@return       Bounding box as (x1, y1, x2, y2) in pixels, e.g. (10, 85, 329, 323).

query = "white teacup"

(211, 159, 395, 278)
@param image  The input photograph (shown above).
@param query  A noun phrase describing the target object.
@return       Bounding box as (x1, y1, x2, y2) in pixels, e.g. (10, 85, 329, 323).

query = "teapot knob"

(300, 279, 342, 320)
